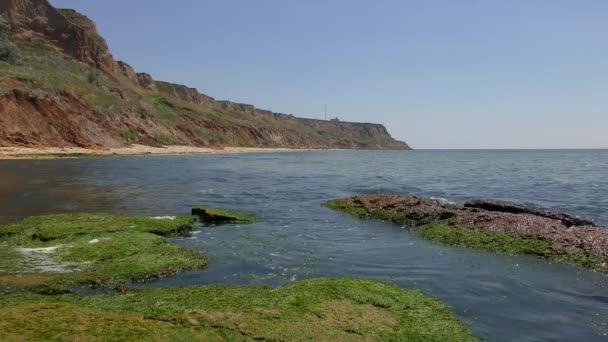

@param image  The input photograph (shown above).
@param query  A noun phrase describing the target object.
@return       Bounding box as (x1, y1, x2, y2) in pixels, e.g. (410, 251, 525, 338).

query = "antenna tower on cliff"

(325, 104, 327, 120)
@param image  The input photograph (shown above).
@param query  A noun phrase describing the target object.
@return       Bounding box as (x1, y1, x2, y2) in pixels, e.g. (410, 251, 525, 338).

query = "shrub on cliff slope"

(0, 16, 20, 65)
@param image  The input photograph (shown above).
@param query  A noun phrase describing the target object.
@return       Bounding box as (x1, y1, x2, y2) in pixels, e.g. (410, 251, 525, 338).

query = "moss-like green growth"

(0, 278, 477, 341)
(0, 213, 206, 288)
(324, 199, 369, 218)
(192, 207, 255, 224)
(121, 128, 139, 142)
(415, 222, 608, 272)
(414, 221, 553, 255)
(323, 199, 397, 222)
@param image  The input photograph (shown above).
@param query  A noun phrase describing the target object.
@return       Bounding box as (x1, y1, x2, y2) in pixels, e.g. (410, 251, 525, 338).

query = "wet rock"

(192, 207, 255, 224)
(328, 194, 608, 268)
(463, 200, 595, 227)
(344, 195, 456, 226)
(114, 283, 128, 293)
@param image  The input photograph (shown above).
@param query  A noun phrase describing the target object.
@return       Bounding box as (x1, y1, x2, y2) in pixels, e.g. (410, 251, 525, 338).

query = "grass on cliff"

(0, 213, 206, 289)
(1, 42, 403, 148)
(325, 200, 608, 273)
(0, 43, 134, 113)
(0, 278, 477, 341)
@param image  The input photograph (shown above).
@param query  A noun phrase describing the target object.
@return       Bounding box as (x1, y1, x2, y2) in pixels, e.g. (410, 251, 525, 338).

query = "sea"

(1, 150, 607, 341)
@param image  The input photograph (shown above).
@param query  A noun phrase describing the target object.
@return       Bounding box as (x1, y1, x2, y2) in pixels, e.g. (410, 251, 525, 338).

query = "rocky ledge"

(326, 195, 608, 272)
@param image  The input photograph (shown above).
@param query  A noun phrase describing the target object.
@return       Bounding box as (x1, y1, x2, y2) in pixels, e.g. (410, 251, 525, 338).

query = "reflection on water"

(0, 161, 135, 223)
(1, 150, 608, 341)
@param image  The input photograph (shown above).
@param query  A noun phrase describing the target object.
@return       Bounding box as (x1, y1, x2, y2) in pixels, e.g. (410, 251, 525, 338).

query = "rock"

(192, 207, 255, 224)
(114, 283, 128, 293)
(343, 195, 456, 226)
(117, 61, 138, 83)
(327, 194, 608, 271)
(1, 0, 119, 74)
(136, 73, 156, 90)
(155, 81, 215, 108)
(463, 200, 595, 227)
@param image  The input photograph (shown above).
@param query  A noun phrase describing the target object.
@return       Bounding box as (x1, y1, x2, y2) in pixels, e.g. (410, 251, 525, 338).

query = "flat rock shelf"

(326, 194, 608, 273)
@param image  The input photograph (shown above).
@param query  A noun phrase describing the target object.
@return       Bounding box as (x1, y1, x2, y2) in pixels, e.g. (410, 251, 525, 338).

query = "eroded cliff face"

(0, 0, 118, 73)
(0, 0, 410, 150)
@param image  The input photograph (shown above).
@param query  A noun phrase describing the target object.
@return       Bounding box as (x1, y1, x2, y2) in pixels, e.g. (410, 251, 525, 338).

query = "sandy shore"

(0, 144, 318, 159)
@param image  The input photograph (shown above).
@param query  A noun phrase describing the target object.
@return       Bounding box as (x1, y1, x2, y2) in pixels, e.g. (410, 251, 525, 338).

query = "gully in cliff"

(325, 195, 608, 273)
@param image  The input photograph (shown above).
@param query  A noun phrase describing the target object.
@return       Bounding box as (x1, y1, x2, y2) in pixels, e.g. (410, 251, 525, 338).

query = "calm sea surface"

(1, 150, 607, 341)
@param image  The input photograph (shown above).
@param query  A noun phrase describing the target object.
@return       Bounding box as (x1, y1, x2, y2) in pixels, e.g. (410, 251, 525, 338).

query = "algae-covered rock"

(326, 195, 608, 273)
(192, 207, 255, 224)
(463, 199, 596, 227)
(0, 213, 207, 289)
(0, 278, 477, 341)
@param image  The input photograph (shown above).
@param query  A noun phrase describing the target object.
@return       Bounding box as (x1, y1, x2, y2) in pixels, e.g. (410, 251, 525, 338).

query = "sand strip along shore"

(0, 145, 323, 159)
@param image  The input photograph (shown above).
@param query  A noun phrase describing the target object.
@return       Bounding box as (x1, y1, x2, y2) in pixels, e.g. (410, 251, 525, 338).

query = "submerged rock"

(326, 195, 608, 272)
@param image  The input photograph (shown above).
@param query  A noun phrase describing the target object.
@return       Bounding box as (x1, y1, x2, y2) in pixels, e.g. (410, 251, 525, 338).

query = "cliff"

(0, 0, 410, 150)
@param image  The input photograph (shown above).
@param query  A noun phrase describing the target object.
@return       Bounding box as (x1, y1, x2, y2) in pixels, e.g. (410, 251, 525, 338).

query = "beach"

(0, 145, 316, 159)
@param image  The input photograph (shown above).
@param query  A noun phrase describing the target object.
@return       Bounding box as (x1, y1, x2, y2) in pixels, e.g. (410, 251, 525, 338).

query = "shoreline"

(0, 144, 322, 160)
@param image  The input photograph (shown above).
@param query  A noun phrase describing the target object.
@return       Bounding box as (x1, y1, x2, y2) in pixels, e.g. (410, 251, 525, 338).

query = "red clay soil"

(0, 90, 121, 147)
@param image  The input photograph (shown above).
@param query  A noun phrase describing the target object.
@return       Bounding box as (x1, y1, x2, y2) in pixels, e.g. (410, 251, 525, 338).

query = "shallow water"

(1, 150, 607, 341)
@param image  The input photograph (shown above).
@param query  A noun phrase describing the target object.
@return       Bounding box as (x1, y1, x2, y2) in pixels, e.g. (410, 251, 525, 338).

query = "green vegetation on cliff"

(0, 15, 20, 64)
(0, 278, 477, 341)
(0, 0, 410, 149)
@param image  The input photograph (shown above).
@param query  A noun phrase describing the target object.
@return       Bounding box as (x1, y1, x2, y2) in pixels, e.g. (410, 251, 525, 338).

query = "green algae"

(0, 210, 479, 340)
(323, 199, 397, 222)
(414, 221, 554, 255)
(415, 222, 608, 273)
(324, 199, 369, 218)
(192, 207, 256, 224)
(0, 278, 477, 341)
(325, 199, 608, 273)
(0, 213, 207, 288)
(0, 243, 27, 274)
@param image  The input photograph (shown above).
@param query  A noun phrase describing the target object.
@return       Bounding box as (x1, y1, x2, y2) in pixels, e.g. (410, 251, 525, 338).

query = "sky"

(51, 0, 608, 149)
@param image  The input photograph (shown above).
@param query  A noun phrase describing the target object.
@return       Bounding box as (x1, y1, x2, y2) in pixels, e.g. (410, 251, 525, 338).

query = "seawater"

(1, 150, 607, 341)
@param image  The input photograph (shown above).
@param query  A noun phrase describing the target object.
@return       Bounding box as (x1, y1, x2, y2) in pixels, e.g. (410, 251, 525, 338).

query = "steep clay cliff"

(0, 0, 410, 149)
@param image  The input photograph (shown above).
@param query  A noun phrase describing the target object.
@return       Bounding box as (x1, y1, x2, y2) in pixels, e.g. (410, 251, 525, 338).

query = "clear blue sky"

(51, 0, 607, 149)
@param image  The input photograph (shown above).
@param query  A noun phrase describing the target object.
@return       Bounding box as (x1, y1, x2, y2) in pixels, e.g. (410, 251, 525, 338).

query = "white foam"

(151, 216, 176, 220)
(17, 246, 60, 254)
(430, 197, 456, 205)
(16, 246, 87, 273)
(88, 237, 110, 244)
